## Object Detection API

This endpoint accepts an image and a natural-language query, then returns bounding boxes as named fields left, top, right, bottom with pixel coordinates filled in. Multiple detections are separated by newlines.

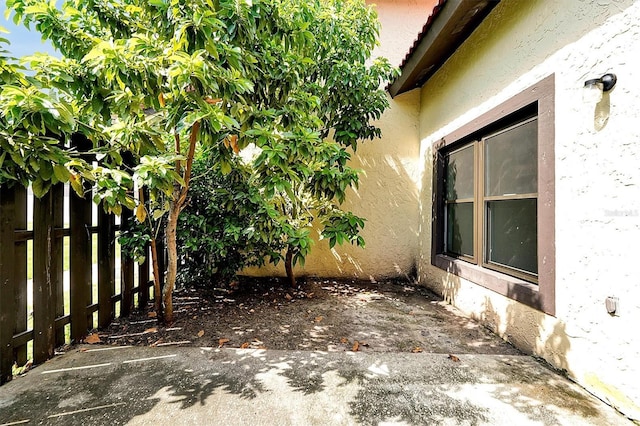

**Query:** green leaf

left=152, top=209, right=165, bottom=220
left=220, top=160, right=232, bottom=175
left=53, top=164, right=71, bottom=183
left=32, top=178, right=49, bottom=198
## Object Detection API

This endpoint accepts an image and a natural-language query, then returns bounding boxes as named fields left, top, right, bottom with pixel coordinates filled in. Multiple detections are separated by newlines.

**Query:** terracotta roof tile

left=397, top=0, right=447, bottom=72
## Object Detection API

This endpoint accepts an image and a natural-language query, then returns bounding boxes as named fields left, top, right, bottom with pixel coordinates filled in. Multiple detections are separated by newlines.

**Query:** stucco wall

left=246, top=0, right=433, bottom=280
left=417, top=0, right=640, bottom=419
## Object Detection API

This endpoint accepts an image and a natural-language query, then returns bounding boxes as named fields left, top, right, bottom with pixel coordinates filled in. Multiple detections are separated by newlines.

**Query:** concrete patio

left=0, top=343, right=632, bottom=425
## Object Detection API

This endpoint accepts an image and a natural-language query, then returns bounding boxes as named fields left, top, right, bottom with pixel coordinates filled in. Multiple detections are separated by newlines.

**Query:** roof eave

left=389, top=0, right=499, bottom=98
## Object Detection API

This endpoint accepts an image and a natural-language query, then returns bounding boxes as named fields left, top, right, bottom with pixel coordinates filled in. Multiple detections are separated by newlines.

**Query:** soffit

left=389, top=0, right=500, bottom=97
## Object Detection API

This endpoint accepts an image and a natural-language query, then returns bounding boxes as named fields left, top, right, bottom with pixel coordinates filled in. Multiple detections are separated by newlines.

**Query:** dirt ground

left=97, top=277, right=520, bottom=356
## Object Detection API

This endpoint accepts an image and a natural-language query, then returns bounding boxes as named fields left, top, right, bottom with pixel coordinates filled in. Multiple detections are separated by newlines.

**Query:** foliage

left=237, top=1, right=397, bottom=283
left=176, top=149, right=283, bottom=285
left=118, top=216, right=152, bottom=264
left=4, top=0, right=397, bottom=318
left=0, top=27, right=82, bottom=195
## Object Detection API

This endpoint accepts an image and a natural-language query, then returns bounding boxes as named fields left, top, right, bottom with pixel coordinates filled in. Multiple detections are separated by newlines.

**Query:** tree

left=6, top=0, right=396, bottom=322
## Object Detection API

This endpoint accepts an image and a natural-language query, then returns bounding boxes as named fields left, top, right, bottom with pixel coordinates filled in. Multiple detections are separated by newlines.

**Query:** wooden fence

left=0, top=180, right=161, bottom=385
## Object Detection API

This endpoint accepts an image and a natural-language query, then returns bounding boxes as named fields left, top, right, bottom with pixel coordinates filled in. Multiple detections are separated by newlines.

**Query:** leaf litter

left=95, top=277, right=521, bottom=357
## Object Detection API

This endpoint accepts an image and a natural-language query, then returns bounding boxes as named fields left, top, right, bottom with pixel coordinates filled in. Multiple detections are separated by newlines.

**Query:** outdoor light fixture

left=583, top=73, right=617, bottom=103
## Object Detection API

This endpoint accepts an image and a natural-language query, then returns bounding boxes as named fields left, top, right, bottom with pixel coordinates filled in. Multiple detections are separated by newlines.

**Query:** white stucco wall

left=246, top=0, right=433, bottom=280
left=417, top=0, right=640, bottom=419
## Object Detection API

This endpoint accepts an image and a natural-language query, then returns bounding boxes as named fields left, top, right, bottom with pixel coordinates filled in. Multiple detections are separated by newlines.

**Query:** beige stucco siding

left=418, top=0, right=640, bottom=419
left=245, top=0, right=433, bottom=279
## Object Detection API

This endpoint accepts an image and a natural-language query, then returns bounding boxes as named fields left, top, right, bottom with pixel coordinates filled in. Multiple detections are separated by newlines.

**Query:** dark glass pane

left=486, top=199, right=537, bottom=275
left=446, top=202, right=474, bottom=257
left=485, top=119, right=537, bottom=196
left=445, top=145, right=474, bottom=200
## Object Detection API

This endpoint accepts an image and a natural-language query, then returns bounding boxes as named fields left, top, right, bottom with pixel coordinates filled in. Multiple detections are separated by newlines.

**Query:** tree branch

left=174, top=132, right=181, bottom=175
left=177, top=121, right=200, bottom=208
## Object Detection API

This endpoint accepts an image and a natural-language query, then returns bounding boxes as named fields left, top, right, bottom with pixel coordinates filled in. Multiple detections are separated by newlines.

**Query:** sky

left=0, top=4, right=57, bottom=59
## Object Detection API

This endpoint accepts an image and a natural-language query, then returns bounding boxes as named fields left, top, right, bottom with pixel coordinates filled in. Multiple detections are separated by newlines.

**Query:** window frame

left=481, top=117, right=539, bottom=281
left=443, top=143, right=478, bottom=263
left=431, top=75, right=555, bottom=316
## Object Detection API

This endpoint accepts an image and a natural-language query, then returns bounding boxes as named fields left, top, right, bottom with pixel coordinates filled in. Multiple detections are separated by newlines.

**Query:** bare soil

left=98, top=277, right=520, bottom=356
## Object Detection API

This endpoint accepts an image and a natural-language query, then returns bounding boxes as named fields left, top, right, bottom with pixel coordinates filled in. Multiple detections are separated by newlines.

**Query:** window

left=444, top=117, right=538, bottom=281
left=432, top=75, right=555, bottom=315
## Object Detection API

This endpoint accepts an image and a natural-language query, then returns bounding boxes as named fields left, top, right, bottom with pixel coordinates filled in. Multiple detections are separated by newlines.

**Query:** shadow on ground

left=0, top=280, right=632, bottom=425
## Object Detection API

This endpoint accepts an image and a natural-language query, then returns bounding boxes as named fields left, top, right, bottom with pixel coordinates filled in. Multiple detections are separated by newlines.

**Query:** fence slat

left=120, top=209, right=134, bottom=317
left=0, top=186, right=17, bottom=384
left=138, top=249, right=150, bottom=308
left=13, top=186, right=28, bottom=366
left=98, top=207, right=115, bottom=328
left=52, top=185, right=65, bottom=347
left=33, top=190, right=57, bottom=364
left=156, top=233, right=166, bottom=296
left=70, top=190, right=92, bottom=341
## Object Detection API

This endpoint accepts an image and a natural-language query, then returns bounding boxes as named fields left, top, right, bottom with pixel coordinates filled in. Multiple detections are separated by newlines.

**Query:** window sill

left=433, top=254, right=543, bottom=312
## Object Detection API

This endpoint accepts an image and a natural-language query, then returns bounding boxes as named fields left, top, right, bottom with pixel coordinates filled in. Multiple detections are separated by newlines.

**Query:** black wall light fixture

left=583, top=73, right=617, bottom=103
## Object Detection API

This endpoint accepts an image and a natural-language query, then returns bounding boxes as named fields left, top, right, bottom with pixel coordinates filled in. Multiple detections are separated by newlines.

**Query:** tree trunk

left=161, top=121, right=199, bottom=325
left=285, top=248, right=296, bottom=288
left=163, top=202, right=180, bottom=324
left=150, top=237, right=162, bottom=316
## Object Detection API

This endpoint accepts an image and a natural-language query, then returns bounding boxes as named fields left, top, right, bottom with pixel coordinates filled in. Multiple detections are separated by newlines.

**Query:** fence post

left=0, top=185, right=16, bottom=384
left=70, top=191, right=92, bottom=341
left=137, top=188, right=151, bottom=309
left=98, top=206, right=115, bottom=328
left=120, top=151, right=135, bottom=316
left=33, top=190, right=57, bottom=364
left=70, top=134, right=94, bottom=341
left=13, top=186, right=28, bottom=367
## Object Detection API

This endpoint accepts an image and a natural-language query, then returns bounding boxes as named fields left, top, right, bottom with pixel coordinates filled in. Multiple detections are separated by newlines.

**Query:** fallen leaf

left=240, top=342, right=250, bottom=349
left=352, top=341, right=360, bottom=352
left=218, top=338, right=230, bottom=348
left=448, top=354, right=460, bottom=362
left=412, top=347, right=423, bottom=353
left=314, top=316, right=323, bottom=323
left=340, top=337, right=349, bottom=344
left=285, top=293, right=293, bottom=301
left=85, top=333, right=101, bottom=344
left=13, top=360, right=33, bottom=376
left=144, top=327, right=158, bottom=334
left=148, top=312, right=157, bottom=318
left=197, top=330, right=205, bottom=338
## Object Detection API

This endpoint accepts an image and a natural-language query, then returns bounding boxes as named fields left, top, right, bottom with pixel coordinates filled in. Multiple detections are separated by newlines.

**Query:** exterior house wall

left=246, top=0, right=434, bottom=280
left=417, top=0, right=640, bottom=419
